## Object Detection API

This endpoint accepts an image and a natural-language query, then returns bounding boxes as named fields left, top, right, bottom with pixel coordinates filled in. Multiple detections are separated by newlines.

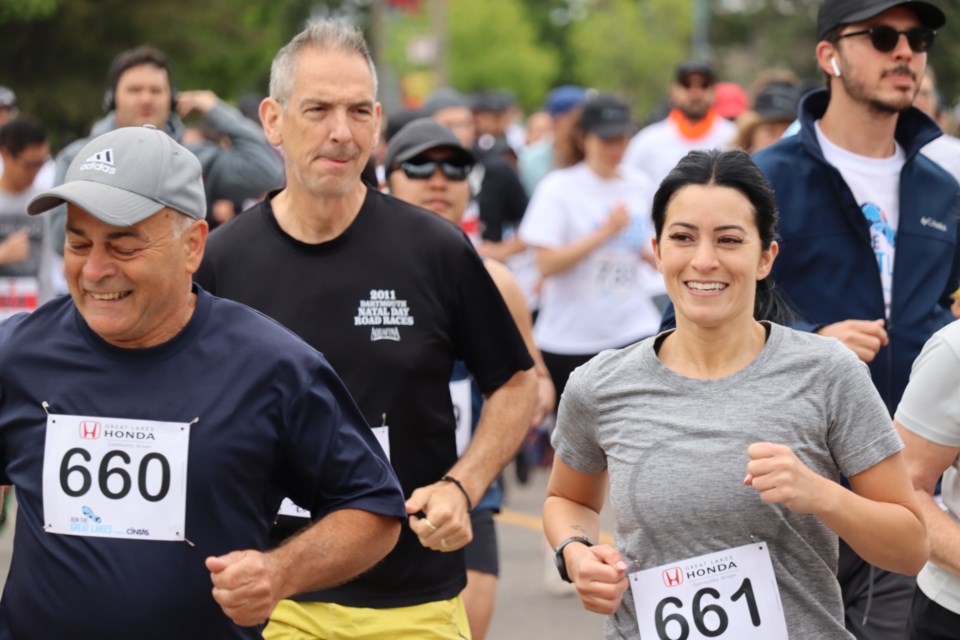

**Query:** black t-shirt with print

left=196, top=187, right=532, bottom=607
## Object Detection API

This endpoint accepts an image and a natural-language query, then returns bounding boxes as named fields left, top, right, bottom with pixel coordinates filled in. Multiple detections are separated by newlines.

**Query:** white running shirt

left=519, top=163, right=665, bottom=354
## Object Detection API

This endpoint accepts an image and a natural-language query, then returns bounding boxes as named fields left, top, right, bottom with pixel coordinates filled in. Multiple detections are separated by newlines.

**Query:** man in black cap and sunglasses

left=752, top=0, right=959, bottom=637
left=383, top=118, right=477, bottom=221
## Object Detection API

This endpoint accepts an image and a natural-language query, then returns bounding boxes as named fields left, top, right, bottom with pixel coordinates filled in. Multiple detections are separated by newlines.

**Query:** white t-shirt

left=623, top=114, right=736, bottom=187
left=922, top=133, right=960, bottom=187
left=816, top=121, right=905, bottom=319
left=519, top=163, right=665, bottom=354
left=895, top=320, right=960, bottom=616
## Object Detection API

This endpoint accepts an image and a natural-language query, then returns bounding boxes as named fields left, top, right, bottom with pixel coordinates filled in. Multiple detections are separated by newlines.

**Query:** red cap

left=714, top=82, right=749, bottom=119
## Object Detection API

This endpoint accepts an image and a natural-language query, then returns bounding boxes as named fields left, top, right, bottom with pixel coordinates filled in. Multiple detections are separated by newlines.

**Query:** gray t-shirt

left=553, top=323, right=902, bottom=640
left=895, top=320, right=960, bottom=616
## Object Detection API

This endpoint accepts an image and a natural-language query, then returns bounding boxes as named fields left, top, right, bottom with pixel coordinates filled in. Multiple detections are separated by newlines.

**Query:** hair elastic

left=441, top=475, right=473, bottom=511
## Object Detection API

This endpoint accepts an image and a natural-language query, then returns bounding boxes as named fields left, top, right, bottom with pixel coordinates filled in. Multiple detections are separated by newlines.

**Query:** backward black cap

left=817, top=0, right=945, bottom=40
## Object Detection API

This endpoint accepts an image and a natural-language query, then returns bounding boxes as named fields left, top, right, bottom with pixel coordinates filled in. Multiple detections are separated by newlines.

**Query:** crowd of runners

left=0, top=0, right=959, bottom=638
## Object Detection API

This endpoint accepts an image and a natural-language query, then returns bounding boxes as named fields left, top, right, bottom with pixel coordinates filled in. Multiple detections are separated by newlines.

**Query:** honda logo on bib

left=662, top=566, right=683, bottom=587
left=79, top=421, right=101, bottom=440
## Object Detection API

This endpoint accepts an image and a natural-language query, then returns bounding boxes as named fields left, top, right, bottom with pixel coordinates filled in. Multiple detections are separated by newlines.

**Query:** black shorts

left=540, top=351, right=596, bottom=414
left=464, top=508, right=499, bottom=577
left=838, top=540, right=914, bottom=639
left=909, top=585, right=960, bottom=640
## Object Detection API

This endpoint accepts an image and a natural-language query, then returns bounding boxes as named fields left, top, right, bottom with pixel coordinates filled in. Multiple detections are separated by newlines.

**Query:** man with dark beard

left=623, top=60, right=736, bottom=186
left=752, top=0, right=959, bottom=638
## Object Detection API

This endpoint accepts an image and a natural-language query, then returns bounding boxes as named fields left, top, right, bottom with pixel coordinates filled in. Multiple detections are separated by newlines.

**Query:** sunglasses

left=398, top=159, right=472, bottom=181
left=680, top=79, right=712, bottom=90
left=837, top=25, right=936, bottom=53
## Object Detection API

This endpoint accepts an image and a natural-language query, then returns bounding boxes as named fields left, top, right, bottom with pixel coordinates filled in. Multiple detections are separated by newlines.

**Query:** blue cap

left=546, top=85, right=587, bottom=117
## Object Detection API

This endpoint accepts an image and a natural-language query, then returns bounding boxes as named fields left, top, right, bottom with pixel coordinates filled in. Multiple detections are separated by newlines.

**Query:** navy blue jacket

left=755, top=89, right=960, bottom=413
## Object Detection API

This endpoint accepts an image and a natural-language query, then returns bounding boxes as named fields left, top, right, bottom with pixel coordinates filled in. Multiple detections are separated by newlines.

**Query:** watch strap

left=554, top=536, right=594, bottom=583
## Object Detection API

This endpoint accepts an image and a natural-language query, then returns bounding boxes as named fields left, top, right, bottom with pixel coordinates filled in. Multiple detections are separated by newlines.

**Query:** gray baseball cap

left=384, top=118, right=475, bottom=174
left=28, top=125, right=206, bottom=225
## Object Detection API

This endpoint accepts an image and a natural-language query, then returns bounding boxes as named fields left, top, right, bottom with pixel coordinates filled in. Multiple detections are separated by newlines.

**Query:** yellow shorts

left=264, top=596, right=471, bottom=640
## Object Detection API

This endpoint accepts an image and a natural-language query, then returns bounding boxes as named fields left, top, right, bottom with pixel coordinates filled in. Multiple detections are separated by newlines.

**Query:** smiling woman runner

left=542, top=149, right=928, bottom=640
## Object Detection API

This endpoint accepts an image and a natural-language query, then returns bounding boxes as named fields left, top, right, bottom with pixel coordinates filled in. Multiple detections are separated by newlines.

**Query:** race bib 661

left=630, top=543, right=789, bottom=640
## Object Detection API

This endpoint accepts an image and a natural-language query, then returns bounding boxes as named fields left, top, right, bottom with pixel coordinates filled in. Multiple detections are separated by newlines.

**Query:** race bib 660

left=42, top=414, right=190, bottom=541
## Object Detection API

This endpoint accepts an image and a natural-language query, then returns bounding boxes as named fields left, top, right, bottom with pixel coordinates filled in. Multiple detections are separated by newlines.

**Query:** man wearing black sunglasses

left=383, top=119, right=476, bottom=222
left=752, top=0, right=959, bottom=638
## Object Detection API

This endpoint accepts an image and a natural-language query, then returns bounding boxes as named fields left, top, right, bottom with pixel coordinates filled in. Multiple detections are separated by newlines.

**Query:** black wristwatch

left=554, top=536, right=594, bottom=583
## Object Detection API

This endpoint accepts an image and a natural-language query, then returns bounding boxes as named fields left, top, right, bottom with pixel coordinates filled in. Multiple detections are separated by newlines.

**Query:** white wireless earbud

left=830, top=58, right=842, bottom=77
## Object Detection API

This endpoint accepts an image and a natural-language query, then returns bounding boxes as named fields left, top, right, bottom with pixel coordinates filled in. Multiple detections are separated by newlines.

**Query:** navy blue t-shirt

left=0, top=288, right=405, bottom=640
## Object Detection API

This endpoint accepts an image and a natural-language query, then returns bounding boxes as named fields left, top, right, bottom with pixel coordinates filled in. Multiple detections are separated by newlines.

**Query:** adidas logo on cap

left=79, top=148, right=116, bottom=175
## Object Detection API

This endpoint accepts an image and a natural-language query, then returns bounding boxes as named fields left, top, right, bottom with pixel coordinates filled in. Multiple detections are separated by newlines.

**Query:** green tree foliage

left=10, top=0, right=960, bottom=153
left=446, top=0, right=560, bottom=111
left=710, top=0, right=960, bottom=114
left=0, top=0, right=58, bottom=22
left=568, top=0, right=692, bottom=119
left=515, top=0, right=586, bottom=86
left=0, top=0, right=311, bottom=151
left=711, top=0, right=822, bottom=89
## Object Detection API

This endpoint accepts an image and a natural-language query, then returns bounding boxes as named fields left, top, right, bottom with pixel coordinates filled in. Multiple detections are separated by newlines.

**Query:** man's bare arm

left=207, top=509, right=401, bottom=626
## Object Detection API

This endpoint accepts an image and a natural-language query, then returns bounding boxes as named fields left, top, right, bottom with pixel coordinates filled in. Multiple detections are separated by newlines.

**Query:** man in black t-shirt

left=196, top=19, right=536, bottom=639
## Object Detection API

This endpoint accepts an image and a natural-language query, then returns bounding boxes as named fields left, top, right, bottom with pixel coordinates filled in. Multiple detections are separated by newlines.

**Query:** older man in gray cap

left=0, top=124, right=405, bottom=640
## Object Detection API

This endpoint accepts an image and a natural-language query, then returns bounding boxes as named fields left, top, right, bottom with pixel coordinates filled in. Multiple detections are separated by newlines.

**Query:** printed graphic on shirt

left=461, top=200, right=482, bottom=246
left=608, top=215, right=651, bottom=251
left=353, top=289, right=416, bottom=341
left=862, top=203, right=896, bottom=319
left=592, top=215, right=651, bottom=297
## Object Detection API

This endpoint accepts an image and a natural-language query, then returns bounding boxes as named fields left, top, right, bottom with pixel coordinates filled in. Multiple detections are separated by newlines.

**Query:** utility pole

left=370, top=0, right=386, bottom=73
left=430, top=0, right=448, bottom=87
left=692, top=0, right=710, bottom=61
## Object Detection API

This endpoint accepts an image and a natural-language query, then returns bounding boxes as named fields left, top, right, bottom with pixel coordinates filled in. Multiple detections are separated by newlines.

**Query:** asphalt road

left=488, top=465, right=612, bottom=639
